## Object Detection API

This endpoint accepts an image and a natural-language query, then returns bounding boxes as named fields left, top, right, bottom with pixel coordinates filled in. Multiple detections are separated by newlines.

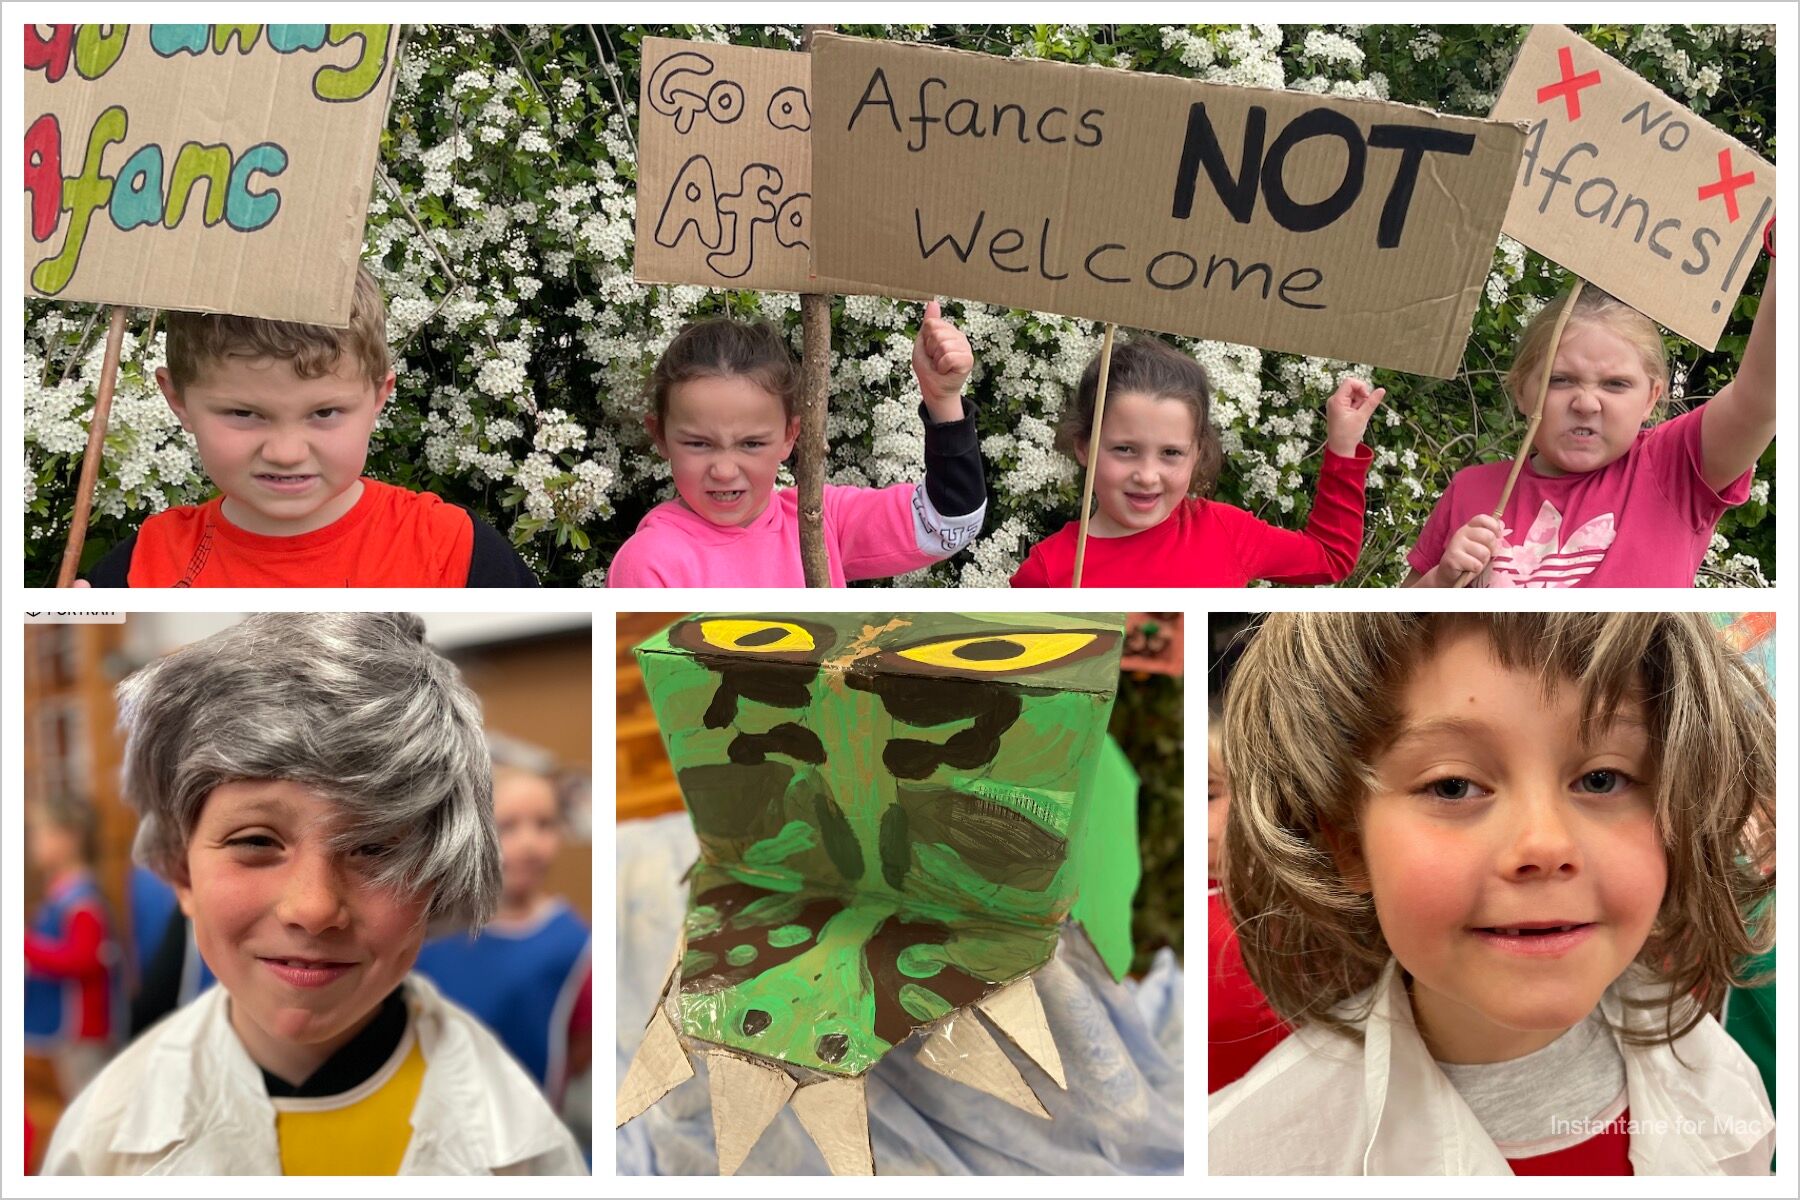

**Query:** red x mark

left=1697, top=149, right=1757, bottom=222
left=1537, top=46, right=1602, bottom=121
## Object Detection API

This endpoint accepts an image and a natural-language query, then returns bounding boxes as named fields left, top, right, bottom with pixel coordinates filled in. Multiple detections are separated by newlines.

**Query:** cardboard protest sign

left=811, top=34, right=1525, bottom=378
left=639, top=36, right=896, bottom=296
left=24, top=24, right=397, bottom=326
left=1492, top=25, right=1775, bottom=349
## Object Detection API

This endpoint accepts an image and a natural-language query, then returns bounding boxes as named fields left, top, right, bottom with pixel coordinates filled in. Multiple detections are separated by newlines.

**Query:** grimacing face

left=640, top=614, right=1122, bottom=1075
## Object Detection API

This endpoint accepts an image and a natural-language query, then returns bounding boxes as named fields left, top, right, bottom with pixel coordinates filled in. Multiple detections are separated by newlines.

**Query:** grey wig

left=117, top=612, right=500, bottom=929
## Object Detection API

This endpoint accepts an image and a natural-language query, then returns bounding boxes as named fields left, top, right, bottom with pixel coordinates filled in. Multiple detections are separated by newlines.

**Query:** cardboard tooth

left=791, top=1075, right=875, bottom=1175
left=916, top=1011, right=1051, bottom=1119
left=707, top=1051, right=798, bottom=1176
left=811, top=32, right=1525, bottom=378
left=1491, top=24, right=1775, bottom=350
left=24, top=23, right=397, bottom=326
left=615, top=1006, right=694, bottom=1127
left=977, top=975, right=1067, bottom=1089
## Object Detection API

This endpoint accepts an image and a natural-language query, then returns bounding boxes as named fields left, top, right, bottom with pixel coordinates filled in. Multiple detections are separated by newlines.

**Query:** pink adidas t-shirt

left=1409, top=406, right=1752, bottom=588
left=608, top=483, right=943, bottom=587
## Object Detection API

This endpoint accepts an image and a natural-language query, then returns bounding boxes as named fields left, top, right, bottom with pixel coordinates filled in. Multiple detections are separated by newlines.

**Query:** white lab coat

left=1209, top=959, right=1773, bottom=1175
left=43, top=973, right=587, bottom=1175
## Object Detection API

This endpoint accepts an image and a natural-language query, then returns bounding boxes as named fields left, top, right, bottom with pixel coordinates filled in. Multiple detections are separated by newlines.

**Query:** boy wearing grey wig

left=43, top=613, right=586, bottom=1176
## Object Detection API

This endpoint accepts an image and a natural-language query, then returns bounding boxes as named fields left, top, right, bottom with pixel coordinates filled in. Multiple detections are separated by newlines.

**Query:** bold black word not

left=847, top=68, right=1105, bottom=154
left=1172, top=103, right=1475, bottom=249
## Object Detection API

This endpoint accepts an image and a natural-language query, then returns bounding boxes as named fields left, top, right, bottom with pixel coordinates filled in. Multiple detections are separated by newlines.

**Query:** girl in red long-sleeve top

left=1011, top=336, right=1383, bottom=588
left=25, top=797, right=118, bottom=1101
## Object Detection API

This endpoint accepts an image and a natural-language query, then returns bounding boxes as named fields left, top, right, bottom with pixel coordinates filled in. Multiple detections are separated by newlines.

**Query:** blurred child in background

left=25, top=795, right=120, bottom=1102
left=415, top=738, right=592, bottom=1123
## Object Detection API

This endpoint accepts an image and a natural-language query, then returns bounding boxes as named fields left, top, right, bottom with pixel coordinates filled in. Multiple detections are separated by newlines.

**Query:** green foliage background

left=23, top=24, right=1774, bottom=586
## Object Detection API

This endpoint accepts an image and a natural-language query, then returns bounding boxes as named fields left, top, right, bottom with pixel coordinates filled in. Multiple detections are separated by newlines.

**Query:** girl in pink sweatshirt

left=608, top=303, right=985, bottom=587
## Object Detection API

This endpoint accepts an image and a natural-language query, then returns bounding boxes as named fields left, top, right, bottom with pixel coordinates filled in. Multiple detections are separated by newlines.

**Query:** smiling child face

left=176, top=778, right=430, bottom=1084
left=1349, top=628, right=1667, bottom=1063
left=1076, top=391, right=1199, bottom=538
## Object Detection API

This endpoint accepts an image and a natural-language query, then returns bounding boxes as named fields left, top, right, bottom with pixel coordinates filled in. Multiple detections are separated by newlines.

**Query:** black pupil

left=952, top=639, right=1025, bottom=662
left=736, top=627, right=788, bottom=647
left=816, top=1033, right=849, bottom=1063
left=742, top=1009, right=771, bottom=1036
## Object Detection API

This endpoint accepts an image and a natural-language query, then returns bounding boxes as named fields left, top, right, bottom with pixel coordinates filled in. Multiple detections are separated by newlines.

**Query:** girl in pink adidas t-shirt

left=608, top=304, right=985, bottom=587
left=1406, top=270, right=1774, bottom=587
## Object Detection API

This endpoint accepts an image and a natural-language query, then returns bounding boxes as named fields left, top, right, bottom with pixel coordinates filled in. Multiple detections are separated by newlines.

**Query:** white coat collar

left=107, top=974, right=574, bottom=1173
left=1357, top=959, right=1773, bottom=1176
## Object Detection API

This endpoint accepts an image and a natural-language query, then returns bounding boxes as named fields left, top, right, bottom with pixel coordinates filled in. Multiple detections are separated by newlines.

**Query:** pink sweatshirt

left=608, top=484, right=963, bottom=587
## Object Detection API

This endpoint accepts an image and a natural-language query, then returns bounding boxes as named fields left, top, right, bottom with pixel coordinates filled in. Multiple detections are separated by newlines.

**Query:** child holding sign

left=80, top=268, right=538, bottom=588
left=607, top=302, right=985, bottom=587
left=1210, top=612, right=1774, bottom=1175
left=1405, top=273, right=1775, bottom=587
left=1010, top=338, right=1383, bottom=587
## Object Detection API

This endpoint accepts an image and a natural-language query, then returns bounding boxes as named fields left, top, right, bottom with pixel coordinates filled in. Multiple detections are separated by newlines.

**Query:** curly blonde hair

left=1220, top=612, right=1774, bottom=1046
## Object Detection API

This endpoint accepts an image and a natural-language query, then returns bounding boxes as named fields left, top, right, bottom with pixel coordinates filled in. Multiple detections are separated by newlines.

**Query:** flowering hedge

left=24, top=24, right=1775, bottom=587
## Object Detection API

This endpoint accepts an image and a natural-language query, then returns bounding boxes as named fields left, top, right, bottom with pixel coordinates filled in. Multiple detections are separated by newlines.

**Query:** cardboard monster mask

left=617, top=613, right=1134, bottom=1174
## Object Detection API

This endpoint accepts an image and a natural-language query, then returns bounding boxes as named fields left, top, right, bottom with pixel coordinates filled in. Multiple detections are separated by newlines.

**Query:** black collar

left=261, top=985, right=408, bottom=1099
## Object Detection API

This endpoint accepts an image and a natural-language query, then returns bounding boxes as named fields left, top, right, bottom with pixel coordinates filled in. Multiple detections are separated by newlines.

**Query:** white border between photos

left=4, top=2, right=1796, bottom=1197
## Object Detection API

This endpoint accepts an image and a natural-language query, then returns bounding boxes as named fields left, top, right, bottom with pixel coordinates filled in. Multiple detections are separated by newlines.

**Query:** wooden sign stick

left=1453, top=279, right=1586, bottom=589
left=56, top=306, right=129, bottom=587
left=795, top=23, right=835, bottom=588
left=1072, top=323, right=1117, bottom=588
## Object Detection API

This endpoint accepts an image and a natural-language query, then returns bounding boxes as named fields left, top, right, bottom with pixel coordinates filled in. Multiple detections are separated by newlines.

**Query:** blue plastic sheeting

left=616, top=813, right=1184, bottom=1175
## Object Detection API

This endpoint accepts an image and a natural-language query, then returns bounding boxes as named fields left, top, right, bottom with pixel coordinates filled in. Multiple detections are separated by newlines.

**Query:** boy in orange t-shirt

left=81, top=267, right=536, bottom=588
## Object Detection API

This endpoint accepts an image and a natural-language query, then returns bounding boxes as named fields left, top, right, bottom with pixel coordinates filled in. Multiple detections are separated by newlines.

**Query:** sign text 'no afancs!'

left=812, top=35, right=1524, bottom=378
left=1493, top=25, right=1775, bottom=351
left=24, top=24, right=394, bottom=326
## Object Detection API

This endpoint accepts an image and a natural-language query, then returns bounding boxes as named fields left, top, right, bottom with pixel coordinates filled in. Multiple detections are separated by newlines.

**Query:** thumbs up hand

left=913, top=299, right=974, bottom=420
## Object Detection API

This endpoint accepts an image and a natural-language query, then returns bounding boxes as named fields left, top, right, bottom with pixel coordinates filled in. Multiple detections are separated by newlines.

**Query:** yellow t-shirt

left=272, top=1030, right=425, bottom=1176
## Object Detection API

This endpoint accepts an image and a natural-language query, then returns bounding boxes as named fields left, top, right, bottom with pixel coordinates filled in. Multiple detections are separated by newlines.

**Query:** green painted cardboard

left=637, top=612, right=1127, bottom=1076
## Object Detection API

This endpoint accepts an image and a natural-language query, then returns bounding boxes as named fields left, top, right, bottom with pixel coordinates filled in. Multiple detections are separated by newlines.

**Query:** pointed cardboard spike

left=916, top=1012, right=1050, bottom=1119
left=616, top=1007, right=694, bottom=1127
left=791, top=1075, right=874, bottom=1176
left=978, top=976, right=1067, bottom=1090
left=708, top=1051, right=797, bottom=1176
left=657, top=930, right=683, bottom=1004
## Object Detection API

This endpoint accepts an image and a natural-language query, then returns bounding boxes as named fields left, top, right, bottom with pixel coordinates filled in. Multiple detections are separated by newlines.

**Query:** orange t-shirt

left=123, top=480, right=474, bottom=587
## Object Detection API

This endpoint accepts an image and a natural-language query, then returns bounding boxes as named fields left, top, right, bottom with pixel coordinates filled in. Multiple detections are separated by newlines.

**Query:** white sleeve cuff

left=911, top=483, right=984, bottom=558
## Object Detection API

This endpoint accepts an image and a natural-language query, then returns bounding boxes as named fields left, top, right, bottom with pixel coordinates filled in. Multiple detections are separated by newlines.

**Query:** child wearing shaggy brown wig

left=1010, top=337, right=1384, bottom=587
left=607, top=303, right=985, bottom=587
left=1209, top=613, right=1774, bottom=1176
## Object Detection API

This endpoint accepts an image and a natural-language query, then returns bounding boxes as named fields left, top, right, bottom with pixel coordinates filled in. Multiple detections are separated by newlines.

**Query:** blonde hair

left=163, top=264, right=391, bottom=391
left=1508, top=287, right=1669, bottom=410
left=1221, top=612, right=1774, bottom=1046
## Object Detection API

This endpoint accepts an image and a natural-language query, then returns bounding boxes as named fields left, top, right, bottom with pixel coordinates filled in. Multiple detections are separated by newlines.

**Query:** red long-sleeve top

left=25, top=905, right=111, bottom=1040
left=1011, top=446, right=1372, bottom=587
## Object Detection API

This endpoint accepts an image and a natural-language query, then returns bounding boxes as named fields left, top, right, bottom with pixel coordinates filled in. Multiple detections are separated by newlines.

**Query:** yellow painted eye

left=895, top=632, right=1097, bottom=672
left=698, top=619, right=816, bottom=654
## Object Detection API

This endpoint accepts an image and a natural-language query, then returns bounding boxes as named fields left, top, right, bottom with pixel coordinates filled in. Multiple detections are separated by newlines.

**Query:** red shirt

left=120, top=480, right=474, bottom=587
left=1208, top=889, right=1289, bottom=1092
left=1011, top=446, right=1371, bottom=587
left=1508, top=1108, right=1634, bottom=1175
